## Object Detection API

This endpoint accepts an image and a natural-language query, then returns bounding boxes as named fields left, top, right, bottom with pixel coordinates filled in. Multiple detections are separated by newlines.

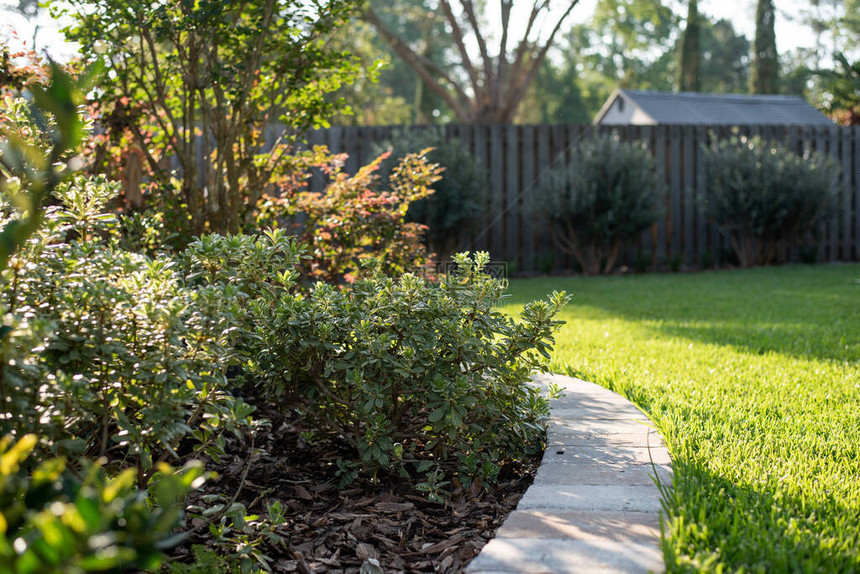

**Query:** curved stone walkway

left=466, top=373, right=671, bottom=574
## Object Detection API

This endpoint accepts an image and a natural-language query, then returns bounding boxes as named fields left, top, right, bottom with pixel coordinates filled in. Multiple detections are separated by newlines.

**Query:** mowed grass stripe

left=504, top=264, right=860, bottom=573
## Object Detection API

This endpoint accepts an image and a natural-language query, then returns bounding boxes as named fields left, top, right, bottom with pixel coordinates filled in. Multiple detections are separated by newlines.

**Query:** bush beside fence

left=295, top=124, right=860, bottom=273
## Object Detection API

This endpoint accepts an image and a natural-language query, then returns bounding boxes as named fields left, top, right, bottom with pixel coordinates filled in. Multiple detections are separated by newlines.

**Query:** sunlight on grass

left=505, top=264, right=860, bottom=573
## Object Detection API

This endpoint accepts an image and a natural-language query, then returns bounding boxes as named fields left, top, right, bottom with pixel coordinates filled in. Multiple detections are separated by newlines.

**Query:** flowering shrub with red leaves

left=80, top=96, right=153, bottom=183
left=259, top=148, right=442, bottom=285
left=0, top=40, right=47, bottom=93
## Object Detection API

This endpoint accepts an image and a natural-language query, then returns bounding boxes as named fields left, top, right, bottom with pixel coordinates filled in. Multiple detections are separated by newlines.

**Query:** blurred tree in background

left=750, top=0, right=779, bottom=94
left=817, top=52, right=860, bottom=124
left=364, top=0, right=581, bottom=123
left=677, top=0, right=701, bottom=92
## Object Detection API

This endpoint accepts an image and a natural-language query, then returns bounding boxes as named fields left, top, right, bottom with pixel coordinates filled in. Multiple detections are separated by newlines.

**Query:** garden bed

left=176, top=404, right=540, bottom=573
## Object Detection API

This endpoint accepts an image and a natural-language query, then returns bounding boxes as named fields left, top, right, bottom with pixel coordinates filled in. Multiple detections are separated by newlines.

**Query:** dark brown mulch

left=173, top=405, right=540, bottom=573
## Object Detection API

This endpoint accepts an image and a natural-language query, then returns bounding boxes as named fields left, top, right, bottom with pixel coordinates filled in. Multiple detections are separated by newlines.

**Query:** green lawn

left=504, top=264, right=860, bottom=573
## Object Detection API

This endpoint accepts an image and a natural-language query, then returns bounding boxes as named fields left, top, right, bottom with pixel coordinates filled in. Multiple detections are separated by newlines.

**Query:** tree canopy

left=364, top=0, right=581, bottom=123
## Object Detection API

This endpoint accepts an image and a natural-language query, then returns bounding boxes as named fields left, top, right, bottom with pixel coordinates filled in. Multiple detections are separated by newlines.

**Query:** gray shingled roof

left=600, top=90, right=833, bottom=125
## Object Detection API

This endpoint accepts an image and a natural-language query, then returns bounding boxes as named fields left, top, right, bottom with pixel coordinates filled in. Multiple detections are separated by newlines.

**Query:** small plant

left=0, top=435, right=204, bottom=573
left=533, top=135, right=663, bottom=275
left=703, top=135, right=839, bottom=267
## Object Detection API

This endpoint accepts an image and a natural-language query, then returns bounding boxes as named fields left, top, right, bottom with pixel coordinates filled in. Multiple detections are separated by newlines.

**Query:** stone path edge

left=466, top=372, right=671, bottom=574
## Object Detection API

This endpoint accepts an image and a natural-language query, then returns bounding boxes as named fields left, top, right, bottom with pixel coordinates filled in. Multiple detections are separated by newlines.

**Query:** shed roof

left=593, top=89, right=834, bottom=126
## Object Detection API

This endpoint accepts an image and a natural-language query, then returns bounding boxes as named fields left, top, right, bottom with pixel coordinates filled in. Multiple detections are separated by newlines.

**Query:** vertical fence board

left=703, top=128, right=717, bottom=264
left=505, top=125, right=520, bottom=268
left=786, top=126, right=802, bottom=261
left=344, top=127, right=358, bottom=173
left=828, top=127, right=840, bottom=261
left=472, top=125, right=490, bottom=252
left=855, top=127, right=860, bottom=260
left=489, top=125, right=505, bottom=261
left=695, top=126, right=708, bottom=267
left=655, top=126, right=668, bottom=266
left=328, top=126, right=343, bottom=156
left=615, top=126, right=638, bottom=264
left=842, top=128, right=853, bottom=261
left=813, top=126, right=828, bottom=261
left=536, top=126, right=552, bottom=272
left=669, top=126, right=682, bottom=265
left=521, top=126, right=536, bottom=273
left=682, top=125, right=695, bottom=267
left=453, top=126, right=475, bottom=252
left=638, top=126, right=655, bottom=266
left=714, top=126, right=734, bottom=263
left=551, top=125, right=569, bottom=270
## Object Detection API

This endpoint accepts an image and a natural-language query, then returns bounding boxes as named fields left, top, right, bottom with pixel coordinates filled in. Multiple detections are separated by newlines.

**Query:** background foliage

left=533, top=134, right=663, bottom=275
left=703, top=134, right=838, bottom=267
left=375, top=128, right=486, bottom=260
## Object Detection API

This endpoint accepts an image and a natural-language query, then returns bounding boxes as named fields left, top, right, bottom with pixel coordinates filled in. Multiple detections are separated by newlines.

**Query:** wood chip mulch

left=173, top=405, right=541, bottom=573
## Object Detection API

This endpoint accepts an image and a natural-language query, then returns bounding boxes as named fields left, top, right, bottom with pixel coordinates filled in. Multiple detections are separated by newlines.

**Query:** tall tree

left=526, top=0, right=679, bottom=122
left=677, top=0, right=701, bottom=91
left=699, top=19, right=750, bottom=94
left=567, top=0, right=680, bottom=92
left=364, top=0, right=581, bottom=123
left=750, top=0, right=779, bottom=94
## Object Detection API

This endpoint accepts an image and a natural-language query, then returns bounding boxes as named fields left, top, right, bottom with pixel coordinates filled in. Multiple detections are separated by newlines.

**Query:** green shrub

left=0, top=174, right=303, bottom=569
left=248, top=252, right=569, bottom=492
left=533, top=135, right=663, bottom=275
left=375, top=129, right=486, bottom=260
left=703, top=135, right=839, bottom=267
left=0, top=175, right=269, bottom=484
left=1, top=87, right=300, bottom=483
left=1, top=87, right=300, bottom=476
left=1, top=71, right=204, bottom=574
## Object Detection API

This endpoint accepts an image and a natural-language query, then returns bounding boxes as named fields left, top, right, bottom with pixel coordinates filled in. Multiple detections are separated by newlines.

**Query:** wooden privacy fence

left=302, top=124, right=860, bottom=273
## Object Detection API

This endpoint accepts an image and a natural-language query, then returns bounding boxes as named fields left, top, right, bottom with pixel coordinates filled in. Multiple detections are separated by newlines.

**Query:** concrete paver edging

left=466, top=373, right=670, bottom=574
